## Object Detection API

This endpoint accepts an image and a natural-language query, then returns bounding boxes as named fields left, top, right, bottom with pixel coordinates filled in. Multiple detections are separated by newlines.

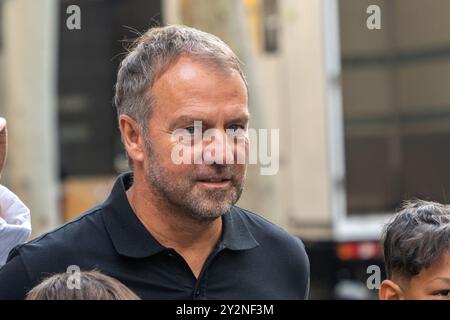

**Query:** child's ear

left=379, top=280, right=405, bottom=300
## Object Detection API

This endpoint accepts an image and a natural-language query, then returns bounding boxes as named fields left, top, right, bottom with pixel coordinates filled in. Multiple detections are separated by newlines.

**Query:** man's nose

left=202, top=129, right=233, bottom=165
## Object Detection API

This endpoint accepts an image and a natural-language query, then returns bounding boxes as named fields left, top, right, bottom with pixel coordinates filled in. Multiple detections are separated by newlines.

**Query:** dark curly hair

left=381, top=200, right=450, bottom=280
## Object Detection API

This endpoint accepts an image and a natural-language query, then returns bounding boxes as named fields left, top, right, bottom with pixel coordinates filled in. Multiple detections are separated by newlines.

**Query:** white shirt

left=0, top=185, right=31, bottom=266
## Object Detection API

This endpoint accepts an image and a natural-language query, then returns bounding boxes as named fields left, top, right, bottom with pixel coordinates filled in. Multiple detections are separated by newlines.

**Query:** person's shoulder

left=8, top=205, right=104, bottom=260
left=1, top=206, right=108, bottom=297
left=232, top=206, right=306, bottom=252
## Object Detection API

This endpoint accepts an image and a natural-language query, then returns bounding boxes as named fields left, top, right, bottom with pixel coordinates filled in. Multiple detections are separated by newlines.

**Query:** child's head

left=380, top=200, right=450, bottom=300
left=26, top=270, right=140, bottom=300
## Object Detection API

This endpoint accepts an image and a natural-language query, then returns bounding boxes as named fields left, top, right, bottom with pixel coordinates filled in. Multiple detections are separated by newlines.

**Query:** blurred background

left=0, top=0, right=449, bottom=299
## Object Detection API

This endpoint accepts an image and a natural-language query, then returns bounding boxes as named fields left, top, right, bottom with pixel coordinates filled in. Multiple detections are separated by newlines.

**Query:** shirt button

left=195, top=289, right=200, bottom=296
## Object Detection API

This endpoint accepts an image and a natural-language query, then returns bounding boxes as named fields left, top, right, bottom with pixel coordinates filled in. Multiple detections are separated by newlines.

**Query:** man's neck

left=126, top=173, right=223, bottom=278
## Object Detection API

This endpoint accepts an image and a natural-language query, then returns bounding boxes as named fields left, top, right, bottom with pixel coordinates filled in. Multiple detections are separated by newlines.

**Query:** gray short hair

left=114, top=25, right=248, bottom=132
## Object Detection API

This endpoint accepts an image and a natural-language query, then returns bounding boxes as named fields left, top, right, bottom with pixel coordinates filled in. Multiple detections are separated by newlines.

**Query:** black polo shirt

left=0, top=173, right=309, bottom=299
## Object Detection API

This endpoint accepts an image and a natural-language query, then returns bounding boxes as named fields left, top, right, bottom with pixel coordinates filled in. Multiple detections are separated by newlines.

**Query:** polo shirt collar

left=221, top=207, right=259, bottom=251
left=103, top=172, right=259, bottom=258
left=103, top=173, right=165, bottom=258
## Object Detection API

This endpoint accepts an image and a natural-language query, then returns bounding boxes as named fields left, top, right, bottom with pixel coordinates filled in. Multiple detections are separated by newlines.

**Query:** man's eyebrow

left=227, top=112, right=250, bottom=124
left=170, top=115, right=207, bottom=127
left=170, top=113, right=250, bottom=128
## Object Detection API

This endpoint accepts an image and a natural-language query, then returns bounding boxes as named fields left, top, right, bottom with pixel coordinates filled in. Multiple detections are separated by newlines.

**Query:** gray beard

left=144, top=145, right=244, bottom=223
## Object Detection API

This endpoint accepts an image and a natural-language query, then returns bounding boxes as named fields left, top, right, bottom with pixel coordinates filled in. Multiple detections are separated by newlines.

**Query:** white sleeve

left=0, top=185, right=31, bottom=266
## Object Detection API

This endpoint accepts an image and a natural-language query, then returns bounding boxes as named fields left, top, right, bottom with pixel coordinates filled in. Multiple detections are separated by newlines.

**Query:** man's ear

left=379, top=279, right=405, bottom=300
left=119, top=115, right=146, bottom=165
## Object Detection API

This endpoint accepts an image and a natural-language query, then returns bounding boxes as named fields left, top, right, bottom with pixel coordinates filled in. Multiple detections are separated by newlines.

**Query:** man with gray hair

left=0, top=25, right=309, bottom=299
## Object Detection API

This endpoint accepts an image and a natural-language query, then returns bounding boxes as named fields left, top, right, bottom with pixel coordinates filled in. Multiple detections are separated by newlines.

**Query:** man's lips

left=196, top=177, right=232, bottom=188
left=197, top=178, right=231, bottom=182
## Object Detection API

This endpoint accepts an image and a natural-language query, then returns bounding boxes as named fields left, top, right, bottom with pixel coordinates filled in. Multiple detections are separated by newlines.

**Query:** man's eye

left=184, top=127, right=195, bottom=134
left=227, top=124, right=244, bottom=131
